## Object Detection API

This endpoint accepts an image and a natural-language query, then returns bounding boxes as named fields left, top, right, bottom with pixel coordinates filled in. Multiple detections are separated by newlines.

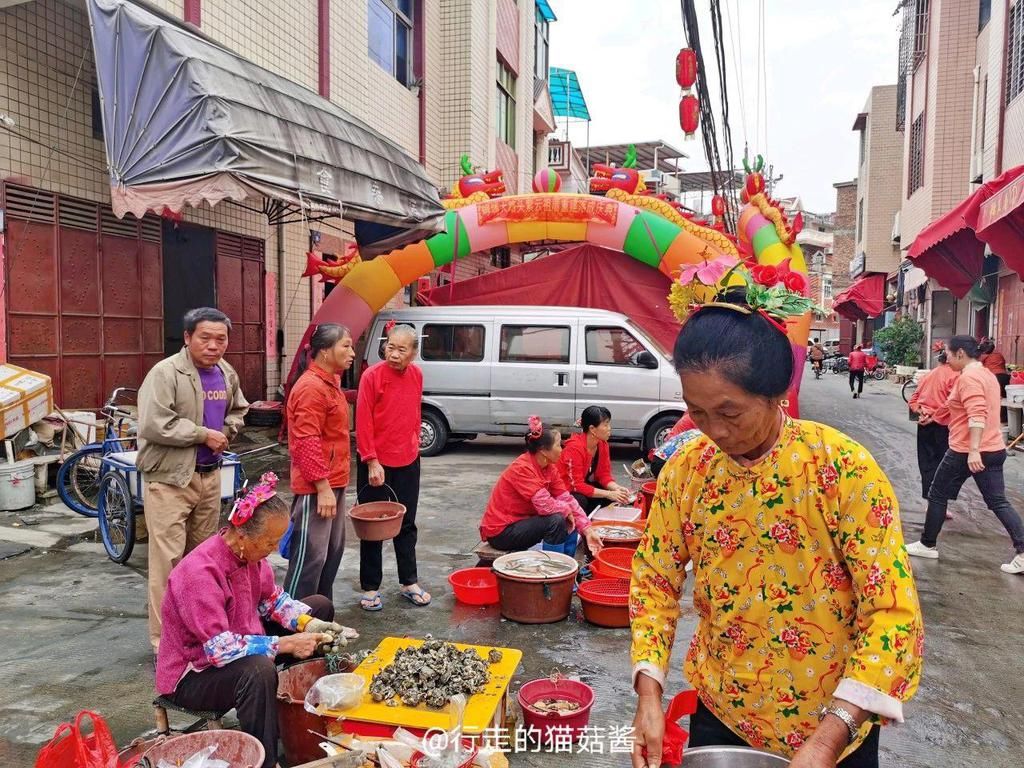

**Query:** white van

left=363, top=306, right=685, bottom=456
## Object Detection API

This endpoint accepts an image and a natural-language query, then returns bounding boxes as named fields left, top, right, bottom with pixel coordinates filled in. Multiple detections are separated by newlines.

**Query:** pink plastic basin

left=517, top=678, right=595, bottom=744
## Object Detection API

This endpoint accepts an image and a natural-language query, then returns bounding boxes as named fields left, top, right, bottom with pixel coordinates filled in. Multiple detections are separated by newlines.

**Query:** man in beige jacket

left=138, top=307, right=249, bottom=652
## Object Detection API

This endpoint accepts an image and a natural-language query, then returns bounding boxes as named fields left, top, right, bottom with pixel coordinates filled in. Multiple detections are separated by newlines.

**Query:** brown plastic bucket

left=494, top=570, right=576, bottom=624
left=276, top=657, right=354, bottom=765
left=138, top=731, right=264, bottom=767
left=348, top=501, right=405, bottom=540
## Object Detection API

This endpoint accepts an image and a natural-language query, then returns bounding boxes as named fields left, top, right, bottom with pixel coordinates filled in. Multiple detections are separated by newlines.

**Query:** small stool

left=472, top=541, right=512, bottom=567
left=153, top=696, right=227, bottom=735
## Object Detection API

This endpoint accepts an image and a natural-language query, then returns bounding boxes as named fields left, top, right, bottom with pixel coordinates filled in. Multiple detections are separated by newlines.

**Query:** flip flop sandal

left=399, top=587, right=432, bottom=607
left=360, top=593, right=383, bottom=612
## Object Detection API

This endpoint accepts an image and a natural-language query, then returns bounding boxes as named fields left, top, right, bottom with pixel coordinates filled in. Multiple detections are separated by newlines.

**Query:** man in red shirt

left=848, top=344, right=867, bottom=399
left=356, top=324, right=430, bottom=610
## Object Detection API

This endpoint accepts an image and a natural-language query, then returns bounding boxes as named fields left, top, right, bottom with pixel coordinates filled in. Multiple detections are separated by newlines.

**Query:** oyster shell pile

left=370, top=640, right=493, bottom=709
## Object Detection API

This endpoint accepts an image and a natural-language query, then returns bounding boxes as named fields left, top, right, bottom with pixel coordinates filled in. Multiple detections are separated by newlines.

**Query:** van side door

left=490, top=321, right=577, bottom=433
left=575, top=325, right=662, bottom=441
left=419, top=321, right=491, bottom=433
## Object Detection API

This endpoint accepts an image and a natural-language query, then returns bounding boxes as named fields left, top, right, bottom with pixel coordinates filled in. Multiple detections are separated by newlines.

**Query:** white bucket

left=0, top=460, right=36, bottom=510
left=1005, top=385, right=1024, bottom=404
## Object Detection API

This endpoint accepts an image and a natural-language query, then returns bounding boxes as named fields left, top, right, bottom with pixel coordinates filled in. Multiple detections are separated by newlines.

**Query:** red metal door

left=216, top=232, right=266, bottom=402
left=2, top=183, right=163, bottom=408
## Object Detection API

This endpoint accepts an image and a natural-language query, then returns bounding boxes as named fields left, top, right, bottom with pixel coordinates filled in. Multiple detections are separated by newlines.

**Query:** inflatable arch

left=292, top=177, right=811, bottom=411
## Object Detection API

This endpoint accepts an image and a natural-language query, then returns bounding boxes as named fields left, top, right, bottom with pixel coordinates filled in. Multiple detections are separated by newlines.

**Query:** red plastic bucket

left=640, top=480, right=658, bottom=516
left=517, top=677, right=595, bottom=743
left=448, top=567, right=499, bottom=605
left=139, top=731, right=264, bottom=768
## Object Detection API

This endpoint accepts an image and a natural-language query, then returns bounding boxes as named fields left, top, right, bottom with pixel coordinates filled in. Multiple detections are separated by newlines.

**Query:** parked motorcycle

left=831, top=355, right=849, bottom=374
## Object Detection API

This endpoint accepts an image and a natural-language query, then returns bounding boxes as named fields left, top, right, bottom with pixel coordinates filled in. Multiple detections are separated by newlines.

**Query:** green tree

left=874, top=316, right=925, bottom=367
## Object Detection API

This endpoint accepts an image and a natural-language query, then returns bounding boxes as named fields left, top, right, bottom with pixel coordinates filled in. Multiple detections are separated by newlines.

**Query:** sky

left=547, top=0, right=903, bottom=213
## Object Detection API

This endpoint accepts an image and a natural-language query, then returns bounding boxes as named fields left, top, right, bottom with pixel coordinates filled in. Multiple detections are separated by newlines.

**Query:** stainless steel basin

left=681, top=746, right=790, bottom=766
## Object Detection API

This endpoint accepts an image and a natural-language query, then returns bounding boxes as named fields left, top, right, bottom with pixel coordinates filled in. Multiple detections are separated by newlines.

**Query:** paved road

left=0, top=368, right=1021, bottom=766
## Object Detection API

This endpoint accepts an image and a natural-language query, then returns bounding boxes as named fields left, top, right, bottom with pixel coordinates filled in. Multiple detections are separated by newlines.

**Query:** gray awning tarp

left=86, top=0, right=444, bottom=251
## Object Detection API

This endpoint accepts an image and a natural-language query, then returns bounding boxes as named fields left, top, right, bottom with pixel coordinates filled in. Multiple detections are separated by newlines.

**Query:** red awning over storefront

left=908, top=164, right=1024, bottom=297
left=832, top=273, right=886, bottom=322
left=976, top=165, right=1024, bottom=273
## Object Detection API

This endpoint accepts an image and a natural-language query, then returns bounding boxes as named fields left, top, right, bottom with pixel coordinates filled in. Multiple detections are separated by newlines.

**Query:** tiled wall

left=900, top=0, right=979, bottom=250
left=860, top=85, right=903, bottom=276
left=832, top=182, right=858, bottom=295
left=979, top=0, right=1024, bottom=176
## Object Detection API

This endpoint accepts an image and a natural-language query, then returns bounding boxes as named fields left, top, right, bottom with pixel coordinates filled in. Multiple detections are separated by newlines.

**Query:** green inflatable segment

left=425, top=210, right=471, bottom=267
left=622, top=211, right=680, bottom=267
left=751, top=224, right=779, bottom=256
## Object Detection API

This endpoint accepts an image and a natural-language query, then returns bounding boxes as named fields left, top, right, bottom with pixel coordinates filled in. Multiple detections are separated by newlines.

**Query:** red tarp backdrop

left=418, top=243, right=680, bottom=353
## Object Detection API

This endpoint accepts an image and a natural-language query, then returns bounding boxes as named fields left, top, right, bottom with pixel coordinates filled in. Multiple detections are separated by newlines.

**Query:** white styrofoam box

left=0, top=365, right=53, bottom=439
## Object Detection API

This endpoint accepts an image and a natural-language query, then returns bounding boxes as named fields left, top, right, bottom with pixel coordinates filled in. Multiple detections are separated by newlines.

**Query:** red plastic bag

left=35, top=710, right=119, bottom=768
left=642, top=689, right=699, bottom=767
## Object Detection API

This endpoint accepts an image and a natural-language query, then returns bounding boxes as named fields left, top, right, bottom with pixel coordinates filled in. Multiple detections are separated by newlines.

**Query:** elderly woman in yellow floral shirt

left=629, top=278, right=923, bottom=768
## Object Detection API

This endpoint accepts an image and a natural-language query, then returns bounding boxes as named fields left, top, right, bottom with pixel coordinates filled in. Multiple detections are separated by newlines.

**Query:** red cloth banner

left=476, top=195, right=618, bottom=226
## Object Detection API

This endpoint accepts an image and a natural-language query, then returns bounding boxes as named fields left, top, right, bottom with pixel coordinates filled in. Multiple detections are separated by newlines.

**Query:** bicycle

left=56, top=388, right=138, bottom=518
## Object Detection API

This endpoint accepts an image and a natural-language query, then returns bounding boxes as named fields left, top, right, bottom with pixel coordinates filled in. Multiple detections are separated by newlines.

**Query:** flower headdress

left=527, top=415, right=544, bottom=439
left=668, top=256, right=822, bottom=333
left=229, top=472, right=279, bottom=526
left=383, top=319, right=397, bottom=336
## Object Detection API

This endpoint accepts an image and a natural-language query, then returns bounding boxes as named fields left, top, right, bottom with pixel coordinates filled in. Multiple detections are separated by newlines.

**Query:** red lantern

left=680, top=95, right=700, bottom=137
left=711, top=195, right=726, bottom=217
left=676, top=48, right=698, bottom=91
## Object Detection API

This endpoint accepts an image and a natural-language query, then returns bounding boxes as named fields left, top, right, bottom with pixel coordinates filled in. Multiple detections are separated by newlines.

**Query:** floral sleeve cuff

left=258, top=585, right=311, bottom=631
left=203, top=631, right=280, bottom=667
left=833, top=678, right=905, bottom=723
left=631, top=664, right=667, bottom=691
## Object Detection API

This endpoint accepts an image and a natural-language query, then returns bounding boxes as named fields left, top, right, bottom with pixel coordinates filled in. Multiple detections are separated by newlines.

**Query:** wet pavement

left=1, top=369, right=1022, bottom=766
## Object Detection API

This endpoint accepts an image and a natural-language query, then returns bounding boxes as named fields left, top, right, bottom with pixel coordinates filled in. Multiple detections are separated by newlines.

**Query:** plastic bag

left=35, top=711, right=118, bottom=768
left=396, top=695, right=470, bottom=768
left=642, top=689, right=699, bottom=767
left=278, top=520, right=294, bottom=558
left=303, top=673, right=364, bottom=714
left=156, top=745, right=229, bottom=768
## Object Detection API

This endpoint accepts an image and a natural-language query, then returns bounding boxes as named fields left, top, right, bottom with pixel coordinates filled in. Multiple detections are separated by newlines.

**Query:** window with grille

left=1009, top=3, right=1024, bottom=104
left=368, top=0, right=413, bottom=86
left=912, top=0, right=930, bottom=67
left=491, top=246, right=511, bottom=269
left=908, top=114, right=925, bottom=194
left=496, top=59, right=517, bottom=148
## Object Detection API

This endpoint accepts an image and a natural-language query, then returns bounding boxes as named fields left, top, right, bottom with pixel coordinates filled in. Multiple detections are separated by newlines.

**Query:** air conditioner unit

left=891, top=211, right=901, bottom=245
left=642, top=168, right=663, bottom=183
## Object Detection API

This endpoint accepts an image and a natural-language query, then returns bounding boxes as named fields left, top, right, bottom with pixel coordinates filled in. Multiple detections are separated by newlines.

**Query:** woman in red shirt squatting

left=356, top=323, right=431, bottom=610
left=480, top=416, right=604, bottom=555
left=284, top=323, right=355, bottom=601
left=558, top=405, right=631, bottom=514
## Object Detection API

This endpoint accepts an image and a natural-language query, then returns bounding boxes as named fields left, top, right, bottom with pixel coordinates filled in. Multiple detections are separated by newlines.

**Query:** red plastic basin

left=595, top=547, right=635, bottom=579
left=448, top=567, right=499, bottom=605
left=517, top=678, right=595, bottom=744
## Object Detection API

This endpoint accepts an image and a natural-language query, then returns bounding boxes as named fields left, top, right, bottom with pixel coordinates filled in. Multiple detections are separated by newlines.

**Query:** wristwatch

left=819, top=704, right=859, bottom=744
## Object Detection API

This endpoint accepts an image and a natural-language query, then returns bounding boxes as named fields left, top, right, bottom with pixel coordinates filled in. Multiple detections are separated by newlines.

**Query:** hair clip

left=229, top=472, right=279, bottom=527
left=527, top=415, right=544, bottom=439
left=384, top=319, right=397, bottom=335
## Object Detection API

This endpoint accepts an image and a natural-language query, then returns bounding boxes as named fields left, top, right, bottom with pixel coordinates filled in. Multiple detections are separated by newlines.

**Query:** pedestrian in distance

left=355, top=323, right=431, bottom=610
left=283, top=323, right=356, bottom=601
left=978, top=337, right=1010, bottom=423
left=809, top=339, right=825, bottom=379
left=138, top=307, right=248, bottom=653
left=848, top=344, right=867, bottom=398
left=907, top=335, right=1024, bottom=574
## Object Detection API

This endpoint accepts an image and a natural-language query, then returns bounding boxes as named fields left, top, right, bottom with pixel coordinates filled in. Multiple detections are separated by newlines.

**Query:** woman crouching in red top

left=284, top=323, right=355, bottom=601
left=558, top=405, right=631, bottom=514
left=480, top=417, right=604, bottom=555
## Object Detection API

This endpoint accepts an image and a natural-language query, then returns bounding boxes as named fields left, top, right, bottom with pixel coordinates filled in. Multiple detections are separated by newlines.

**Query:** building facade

left=832, top=181, right=859, bottom=350
left=0, top=0, right=553, bottom=406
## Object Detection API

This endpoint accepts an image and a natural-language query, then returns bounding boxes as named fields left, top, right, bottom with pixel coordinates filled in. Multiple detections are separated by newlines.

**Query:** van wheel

left=643, top=415, right=680, bottom=454
left=419, top=410, right=449, bottom=457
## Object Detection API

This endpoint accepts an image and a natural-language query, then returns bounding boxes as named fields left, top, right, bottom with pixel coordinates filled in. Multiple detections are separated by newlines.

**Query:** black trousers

left=997, top=372, right=1010, bottom=422
left=688, top=701, right=880, bottom=768
left=169, top=594, right=334, bottom=768
left=357, top=458, right=421, bottom=590
left=571, top=490, right=603, bottom=515
left=916, top=422, right=950, bottom=499
left=921, top=449, right=1024, bottom=553
left=849, top=369, right=865, bottom=394
left=487, top=514, right=569, bottom=551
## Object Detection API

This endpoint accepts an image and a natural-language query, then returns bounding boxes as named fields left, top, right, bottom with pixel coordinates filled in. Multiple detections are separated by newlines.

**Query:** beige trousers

left=145, top=471, right=222, bottom=651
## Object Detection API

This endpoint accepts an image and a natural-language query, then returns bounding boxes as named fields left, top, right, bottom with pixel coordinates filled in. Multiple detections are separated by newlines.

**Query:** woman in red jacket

left=284, top=323, right=355, bottom=601
left=558, top=405, right=631, bottom=514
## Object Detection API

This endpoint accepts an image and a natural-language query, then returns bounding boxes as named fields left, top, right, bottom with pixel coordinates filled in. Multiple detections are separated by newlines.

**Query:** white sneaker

left=906, top=541, right=939, bottom=559
left=1000, top=553, right=1024, bottom=574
